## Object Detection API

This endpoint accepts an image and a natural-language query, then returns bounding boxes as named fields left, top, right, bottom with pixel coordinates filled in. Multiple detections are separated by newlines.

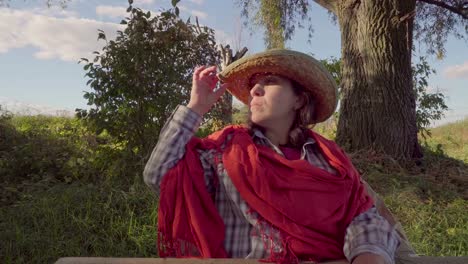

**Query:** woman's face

left=248, top=73, right=303, bottom=128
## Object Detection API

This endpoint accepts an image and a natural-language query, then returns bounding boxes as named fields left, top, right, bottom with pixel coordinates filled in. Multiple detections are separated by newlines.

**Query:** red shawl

left=158, top=125, right=373, bottom=263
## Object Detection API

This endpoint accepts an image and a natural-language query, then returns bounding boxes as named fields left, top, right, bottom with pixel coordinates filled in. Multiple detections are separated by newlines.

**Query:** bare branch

left=417, top=0, right=468, bottom=19
left=313, top=0, right=338, bottom=14
left=218, top=45, right=248, bottom=71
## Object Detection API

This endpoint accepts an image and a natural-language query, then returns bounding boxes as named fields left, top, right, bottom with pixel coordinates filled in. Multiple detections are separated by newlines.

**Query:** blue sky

left=0, top=0, right=467, bottom=126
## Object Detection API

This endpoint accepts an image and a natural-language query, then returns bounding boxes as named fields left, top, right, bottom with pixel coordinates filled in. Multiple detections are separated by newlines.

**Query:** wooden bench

left=55, top=256, right=468, bottom=264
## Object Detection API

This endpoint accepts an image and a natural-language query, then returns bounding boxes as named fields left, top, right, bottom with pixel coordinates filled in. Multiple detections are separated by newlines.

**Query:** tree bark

left=335, top=0, right=422, bottom=159
left=313, top=0, right=338, bottom=13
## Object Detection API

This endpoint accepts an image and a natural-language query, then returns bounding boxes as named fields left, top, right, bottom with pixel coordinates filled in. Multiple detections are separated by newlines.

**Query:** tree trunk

left=221, top=93, right=233, bottom=124
left=335, top=0, right=422, bottom=159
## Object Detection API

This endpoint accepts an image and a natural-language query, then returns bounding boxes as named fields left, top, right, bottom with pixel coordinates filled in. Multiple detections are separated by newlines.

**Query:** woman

left=144, top=49, right=400, bottom=264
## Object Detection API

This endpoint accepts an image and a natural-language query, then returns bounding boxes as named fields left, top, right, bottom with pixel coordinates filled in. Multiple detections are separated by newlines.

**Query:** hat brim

left=217, top=49, right=338, bottom=123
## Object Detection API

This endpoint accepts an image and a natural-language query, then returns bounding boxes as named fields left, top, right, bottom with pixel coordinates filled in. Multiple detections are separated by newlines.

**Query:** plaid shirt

left=144, top=105, right=400, bottom=264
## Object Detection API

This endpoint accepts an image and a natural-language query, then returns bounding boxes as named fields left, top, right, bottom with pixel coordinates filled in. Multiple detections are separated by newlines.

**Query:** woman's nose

left=250, top=83, right=264, bottom=97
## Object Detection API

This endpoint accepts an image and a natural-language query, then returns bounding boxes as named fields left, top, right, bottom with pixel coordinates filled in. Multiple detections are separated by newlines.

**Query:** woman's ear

left=294, top=95, right=306, bottom=110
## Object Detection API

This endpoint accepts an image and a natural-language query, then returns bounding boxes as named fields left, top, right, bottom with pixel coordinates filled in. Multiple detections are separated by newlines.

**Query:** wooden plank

left=55, top=256, right=468, bottom=264
left=397, top=256, right=468, bottom=264
left=55, top=258, right=260, bottom=264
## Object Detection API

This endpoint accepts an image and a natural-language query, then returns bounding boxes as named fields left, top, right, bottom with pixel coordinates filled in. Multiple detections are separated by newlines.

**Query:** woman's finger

left=199, top=65, right=217, bottom=79
left=214, top=83, right=228, bottom=98
left=193, top=65, right=206, bottom=80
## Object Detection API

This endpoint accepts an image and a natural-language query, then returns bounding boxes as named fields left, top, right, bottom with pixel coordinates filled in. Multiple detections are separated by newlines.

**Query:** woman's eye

left=264, top=77, right=276, bottom=84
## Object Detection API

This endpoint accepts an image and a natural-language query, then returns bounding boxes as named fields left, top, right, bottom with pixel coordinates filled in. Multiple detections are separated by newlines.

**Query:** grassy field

left=353, top=149, right=467, bottom=256
left=424, top=118, right=468, bottom=163
left=1, top=182, right=159, bottom=263
left=0, top=116, right=467, bottom=263
left=356, top=118, right=468, bottom=256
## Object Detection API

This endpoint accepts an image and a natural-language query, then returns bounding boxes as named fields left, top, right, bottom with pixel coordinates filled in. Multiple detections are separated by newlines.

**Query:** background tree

left=237, top=0, right=467, bottom=159
left=320, top=57, right=342, bottom=97
left=0, top=0, right=70, bottom=8
left=413, top=57, right=448, bottom=138
left=321, top=56, right=448, bottom=136
left=77, top=1, right=227, bottom=170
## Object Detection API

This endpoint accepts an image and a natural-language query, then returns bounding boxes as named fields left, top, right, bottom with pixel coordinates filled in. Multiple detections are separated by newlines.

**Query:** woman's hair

left=247, top=77, right=316, bottom=148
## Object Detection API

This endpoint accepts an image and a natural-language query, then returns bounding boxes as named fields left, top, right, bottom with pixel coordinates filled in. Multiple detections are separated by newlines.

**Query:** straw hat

left=217, top=49, right=338, bottom=123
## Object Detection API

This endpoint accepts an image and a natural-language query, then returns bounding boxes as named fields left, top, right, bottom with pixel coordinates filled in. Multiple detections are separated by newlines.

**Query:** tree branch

left=313, top=0, right=338, bottom=14
left=417, top=0, right=468, bottom=19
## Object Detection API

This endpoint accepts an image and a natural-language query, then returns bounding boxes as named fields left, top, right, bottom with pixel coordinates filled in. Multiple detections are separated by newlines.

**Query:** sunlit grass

left=423, top=118, right=468, bottom=162
left=363, top=169, right=467, bottom=256
left=1, top=115, right=467, bottom=263
left=0, top=182, right=159, bottom=264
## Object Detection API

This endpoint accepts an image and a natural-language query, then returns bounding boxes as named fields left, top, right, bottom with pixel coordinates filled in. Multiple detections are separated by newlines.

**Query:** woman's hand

left=187, top=65, right=228, bottom=116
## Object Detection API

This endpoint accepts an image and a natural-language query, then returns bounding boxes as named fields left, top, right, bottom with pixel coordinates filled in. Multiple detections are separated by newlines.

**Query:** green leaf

left=97, top=32, right=106, bottom=41
left=126, top=5, right=132, bottom=13
left=171, top=0, right=180, bottom=7
left=128, top=0, right=133, bottom=5
left=120, top=19, right=128, bottom=25
left=4, top=187, right=18, bottom=192
left=175, top=6, right=179, bottom=16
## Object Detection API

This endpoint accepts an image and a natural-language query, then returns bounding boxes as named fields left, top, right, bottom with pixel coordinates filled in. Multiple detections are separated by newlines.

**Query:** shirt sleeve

left=343, top=206, right=401, bottom=264
left=143, top=105, right=202, bottom=193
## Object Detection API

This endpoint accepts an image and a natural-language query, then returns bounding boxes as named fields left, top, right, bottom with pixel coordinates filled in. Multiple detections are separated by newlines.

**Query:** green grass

left=1, top=115, right=467, bottom=263
left=361, top=165, right=467, bottom=256
left=337, top=118, right=468, bottom=257
left=424, top=118, right=468, bottom=162
left=389, top=194, right=467, bottom=256
left=350, top=138, right=468, bottom=257
left=0, top=182, right=159, bottom=263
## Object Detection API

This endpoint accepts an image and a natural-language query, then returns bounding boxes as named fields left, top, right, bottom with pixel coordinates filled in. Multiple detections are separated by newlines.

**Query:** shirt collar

left=251, top=127, right=316, bottom=148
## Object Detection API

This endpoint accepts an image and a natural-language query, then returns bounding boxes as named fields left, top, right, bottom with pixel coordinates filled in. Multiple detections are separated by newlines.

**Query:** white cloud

left=0, top=7, right=124, bottom=62
left=0, top=96, right=74, bottom=117
left=136, top=0, right=155, bottom=4
left=178, top=5, right=207, bottom=19
left=443, top=61, right=468, bottom=79
left=187, top=0, right=205, bottom=5
left=95, top=5, right=159, bottom=20
left=96, top=5, right=127, bottom=19
left=425, top=85, right=448, bottom=94
left=191, top=10, right=208, bottom=19
left=425, top=85, right=436, bottom=93
left=431, top=109, right=468, bottom=127
left=214, top=29, right=233, bottom=46
left=30, top=6, right=79, bottom=18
